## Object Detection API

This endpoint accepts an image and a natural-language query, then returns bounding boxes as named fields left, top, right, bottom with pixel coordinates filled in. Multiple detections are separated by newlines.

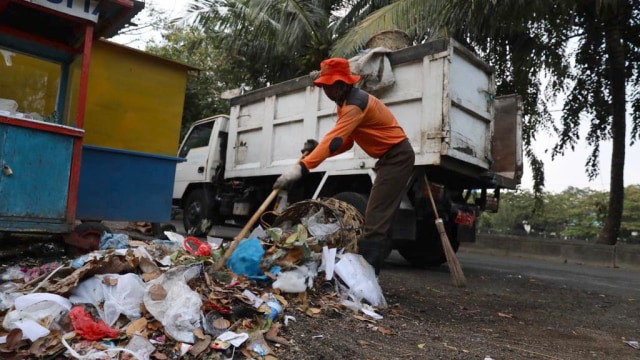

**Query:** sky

left=112, top=0, right=640, bottom=194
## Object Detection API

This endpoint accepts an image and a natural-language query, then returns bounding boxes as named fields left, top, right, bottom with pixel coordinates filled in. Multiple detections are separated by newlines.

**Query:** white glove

left=273, top=164, right=302, bottom=189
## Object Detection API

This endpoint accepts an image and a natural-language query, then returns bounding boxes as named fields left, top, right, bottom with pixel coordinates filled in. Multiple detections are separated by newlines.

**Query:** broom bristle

left=435, top=219, right=467, bottom=287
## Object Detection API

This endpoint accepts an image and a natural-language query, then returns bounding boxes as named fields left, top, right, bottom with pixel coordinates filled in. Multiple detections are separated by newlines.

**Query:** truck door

left=173, top=120, right=215, bottom=199
left=492, top=94, right=523, bottom=188
left=173, top=116, right=230, bottom=200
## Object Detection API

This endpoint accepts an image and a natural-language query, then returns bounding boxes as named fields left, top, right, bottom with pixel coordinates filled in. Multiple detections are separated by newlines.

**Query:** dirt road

left=276, top=250, right=640, bottom=360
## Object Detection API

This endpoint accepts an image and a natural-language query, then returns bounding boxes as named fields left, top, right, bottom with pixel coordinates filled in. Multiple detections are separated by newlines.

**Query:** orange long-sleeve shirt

left=301, top=88, right=408, bottom=170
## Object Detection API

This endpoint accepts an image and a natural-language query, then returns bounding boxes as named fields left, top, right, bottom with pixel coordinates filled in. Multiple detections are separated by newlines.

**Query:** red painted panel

left=66, top=23, right=94, bottom=223
left=66, top=137, right=83, bottom=222
left=0, top=116, right=84, bottom=137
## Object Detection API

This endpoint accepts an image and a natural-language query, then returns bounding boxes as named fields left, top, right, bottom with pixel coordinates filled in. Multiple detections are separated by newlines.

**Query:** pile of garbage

left=0, top=199, right=387, bottom=359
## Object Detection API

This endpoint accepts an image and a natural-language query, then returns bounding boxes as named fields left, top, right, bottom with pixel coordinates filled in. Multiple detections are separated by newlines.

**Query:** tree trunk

left=597, top=9, right=627, bottom=245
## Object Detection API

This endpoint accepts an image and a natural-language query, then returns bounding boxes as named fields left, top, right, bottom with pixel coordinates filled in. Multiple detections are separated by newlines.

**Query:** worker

left=273, top=57, right=415, bottom=275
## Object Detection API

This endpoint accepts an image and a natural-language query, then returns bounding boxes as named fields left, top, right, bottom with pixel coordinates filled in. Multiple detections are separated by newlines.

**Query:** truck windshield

left=179, top=120, right=215, bottom=158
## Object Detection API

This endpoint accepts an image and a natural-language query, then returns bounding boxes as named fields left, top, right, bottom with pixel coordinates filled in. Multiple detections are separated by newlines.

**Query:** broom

left=424, top=174, right=467, bottom=287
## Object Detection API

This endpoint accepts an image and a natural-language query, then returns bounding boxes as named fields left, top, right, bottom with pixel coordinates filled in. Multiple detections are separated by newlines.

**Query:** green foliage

left=144, top=24, right=263, bottom=139
left=479, top=186, right=639, bottom=242
left=622, top=185, right=640, bottom=237
left=184, top=0, right=343, bottom=84
left=477, top=190, right=536, bottom=233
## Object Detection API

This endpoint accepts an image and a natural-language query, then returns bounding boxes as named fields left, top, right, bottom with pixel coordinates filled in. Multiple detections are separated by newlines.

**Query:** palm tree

left=333, top=0, right=640, bottom=245
left=184, top=0, right=346, bottom=83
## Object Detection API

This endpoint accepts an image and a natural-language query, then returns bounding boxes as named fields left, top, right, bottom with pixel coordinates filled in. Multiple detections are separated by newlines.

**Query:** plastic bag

left=226, top=238, right=265, bottom=279
left=272, top=268, right=307, bottom=293
left=69, top=306, right=120, bottom=340
left=99, top=232, right=129, bottom=250
left=70, top=250, right=108, bottom=269
left=334, top=253, right=387, bottom=308
left=70, top=273, right=145, bottom=326
left=126, top=334, right=156, bottom=360
left=272, top=264, right=317, bottom=293
left=183, top=236, right=212, bottom=257
left=143, top=264, right=203, bottom=343
left=0, top=266, right=24, bottom=281
left=0, top=282, right=21, bottom=311
left=164, top=231, right=212, bottom=257
left=302, top=208, right=340, bottom=241
left=2, top=293, right=71, bottom=342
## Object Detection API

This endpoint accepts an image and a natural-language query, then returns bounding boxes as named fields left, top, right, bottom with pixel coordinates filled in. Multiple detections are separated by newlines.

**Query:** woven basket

left=365, top=30, right=412, bottom=50
left=272, top=198, right=364, bottom=253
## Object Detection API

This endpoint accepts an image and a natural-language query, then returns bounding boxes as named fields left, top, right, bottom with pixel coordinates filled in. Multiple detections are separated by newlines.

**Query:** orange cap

left=313, top=58, right=361, bottom=87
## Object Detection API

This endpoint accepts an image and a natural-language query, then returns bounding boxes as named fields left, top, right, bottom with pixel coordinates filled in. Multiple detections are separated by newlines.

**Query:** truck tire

left=397, top=220, right=459, bottom=267
left=183, top=189, right=218, bottom=237
left=331, top=192, right=392, bottom=260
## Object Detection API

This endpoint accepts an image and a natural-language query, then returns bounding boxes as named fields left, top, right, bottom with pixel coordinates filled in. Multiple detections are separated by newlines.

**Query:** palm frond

left=331, top=0, right=436, bottom=58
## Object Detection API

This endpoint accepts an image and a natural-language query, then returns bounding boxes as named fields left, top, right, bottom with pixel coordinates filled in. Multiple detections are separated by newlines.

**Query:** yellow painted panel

left=68, top=41, right=189, bottom=156
left=0, top=47, right=60, bottom=119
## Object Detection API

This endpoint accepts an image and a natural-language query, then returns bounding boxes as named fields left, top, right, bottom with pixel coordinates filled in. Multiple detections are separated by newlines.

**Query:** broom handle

left=213, top=151, right=309, bottom=271
left=230, top=189, right=279, bottom=246
left=424, top=173, right=467, bottom=287
left=424, top=175, right=440, bottom=219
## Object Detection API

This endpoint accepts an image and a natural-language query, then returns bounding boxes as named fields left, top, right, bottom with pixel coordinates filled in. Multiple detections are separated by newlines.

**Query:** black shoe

left=358, top=241, right=384, bottom=275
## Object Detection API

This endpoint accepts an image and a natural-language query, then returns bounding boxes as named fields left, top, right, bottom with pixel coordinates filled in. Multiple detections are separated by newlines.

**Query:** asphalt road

left=396, top=249, right=640, bottom=298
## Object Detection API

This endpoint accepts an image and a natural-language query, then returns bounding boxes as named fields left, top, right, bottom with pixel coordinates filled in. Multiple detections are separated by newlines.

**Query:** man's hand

left=273, top=164, right=303, bottom=189
left=301, top=139, right=318, bottom=155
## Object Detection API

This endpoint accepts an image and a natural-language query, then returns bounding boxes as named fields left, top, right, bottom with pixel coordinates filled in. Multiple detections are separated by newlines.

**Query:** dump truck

left=172, top=38, right=523, bottom=265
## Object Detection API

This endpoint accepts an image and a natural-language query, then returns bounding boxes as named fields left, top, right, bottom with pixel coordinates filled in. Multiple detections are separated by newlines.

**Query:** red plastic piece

left=69, top=306, right=120, bottom=340
left=203, top=300, right=232, bottom=314
left=183, top=236, right=212, bottom=257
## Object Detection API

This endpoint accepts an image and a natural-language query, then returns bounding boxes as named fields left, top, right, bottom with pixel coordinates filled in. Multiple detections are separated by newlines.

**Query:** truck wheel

left=397, top=220, right=459, bottom=267
left=183, top=189, right=217, bottom=237
left=331, top=192, right=392, bottom=260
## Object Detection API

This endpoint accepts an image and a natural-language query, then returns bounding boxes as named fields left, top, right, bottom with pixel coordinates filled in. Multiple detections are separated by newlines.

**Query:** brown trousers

left=362, top=138, right=415, bottom=246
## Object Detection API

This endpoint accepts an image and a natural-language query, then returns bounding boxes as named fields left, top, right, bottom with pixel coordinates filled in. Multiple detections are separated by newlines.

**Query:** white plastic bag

left=143, top=264, right=203, bottom=343
left=272, top=267, right=309, bottom=293
left=126, top=334, right=156, bottom=360
left=69, top=273, right=145, bottom=326
left=334, top=253, right=387, bottom=308
left=0, top=282, right=22, bottom=311
left=302, top=208, right=340, bottom=241
left=2, top=293, right=72, bottom=342
left=273, top=263, right=318, bottom=293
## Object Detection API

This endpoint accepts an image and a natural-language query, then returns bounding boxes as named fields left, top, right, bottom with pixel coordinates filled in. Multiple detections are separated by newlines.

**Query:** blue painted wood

left=0, top=218, right=70, bottom=233
left=0, top=124, right=72, bottom=221
left=76, top=145, right=182, bottom=223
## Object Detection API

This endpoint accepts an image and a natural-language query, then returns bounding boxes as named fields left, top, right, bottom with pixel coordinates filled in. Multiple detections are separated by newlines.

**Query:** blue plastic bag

left=99, top=232, right=129, bottom=250
left=226, top=238, right=265, bottom=279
